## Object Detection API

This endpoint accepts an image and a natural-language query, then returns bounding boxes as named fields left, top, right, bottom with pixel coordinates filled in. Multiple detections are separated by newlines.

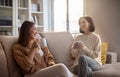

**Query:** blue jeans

left=77, top=55, right=101, bottom=77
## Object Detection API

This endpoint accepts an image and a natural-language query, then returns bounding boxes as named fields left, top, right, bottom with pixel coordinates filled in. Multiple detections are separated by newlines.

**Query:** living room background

left=0, top=0, right=83, bottom=35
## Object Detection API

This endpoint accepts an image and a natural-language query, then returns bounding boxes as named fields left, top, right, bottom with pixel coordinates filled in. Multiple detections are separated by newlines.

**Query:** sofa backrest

left=40, top=32, right=74, bottom=67
left=0, top=36, right=23, bottom=77
left=0, top=43, right=9, bottom=77
left=0, top=32, right=74, bottom=77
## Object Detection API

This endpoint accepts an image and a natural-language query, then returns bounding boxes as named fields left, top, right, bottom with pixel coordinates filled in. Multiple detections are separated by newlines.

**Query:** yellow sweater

left=12, top=43, right=55, bottom=75
left=71, top=32, right=102, bottom=67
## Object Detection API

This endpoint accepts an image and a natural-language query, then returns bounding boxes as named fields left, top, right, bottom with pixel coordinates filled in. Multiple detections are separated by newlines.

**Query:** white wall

left=84, top=0, right=120, bottom=61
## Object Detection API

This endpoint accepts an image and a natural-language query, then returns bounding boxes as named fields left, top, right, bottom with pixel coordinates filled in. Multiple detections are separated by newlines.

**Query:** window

left=54, top=0, right=67, bottom=32
left=53, top=0, right=83, bottom=33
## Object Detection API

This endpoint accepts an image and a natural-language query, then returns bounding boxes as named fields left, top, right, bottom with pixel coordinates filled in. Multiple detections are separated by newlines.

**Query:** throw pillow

left=101, top=42, right=108, bottom=65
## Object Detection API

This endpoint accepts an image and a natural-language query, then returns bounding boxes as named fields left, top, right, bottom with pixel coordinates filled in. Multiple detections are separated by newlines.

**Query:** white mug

left=42, top=38, right=47, bottom=47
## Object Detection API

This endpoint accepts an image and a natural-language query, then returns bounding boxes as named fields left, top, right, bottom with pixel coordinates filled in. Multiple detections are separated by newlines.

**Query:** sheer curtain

left=54, top=0, right=83, bottom=33
left=54, top=0, right=67, bottom=32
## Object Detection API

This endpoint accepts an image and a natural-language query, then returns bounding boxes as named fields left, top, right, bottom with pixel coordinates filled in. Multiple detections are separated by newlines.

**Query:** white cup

left=42, top=38, right=47, bottom=47
left=36, top=34, right=42, bottom=49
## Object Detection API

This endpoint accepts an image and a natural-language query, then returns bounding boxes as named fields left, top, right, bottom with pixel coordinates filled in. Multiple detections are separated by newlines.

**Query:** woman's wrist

left=41, top=46, right=47, bottom=50
left=28, top=48, right=37, bottom=61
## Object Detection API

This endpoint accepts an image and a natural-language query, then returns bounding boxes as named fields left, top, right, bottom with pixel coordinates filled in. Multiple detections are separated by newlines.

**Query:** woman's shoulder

left=91, top=33, right=101, bottom=42
left=92, top=32, right=100, bottom=36
left=12, top=43, right=25, bottom=51
left=74, top=33, right=83, bottom=39
left=13, top=43, right=21, bottom=48
left=91, top=33, right=101, bottom=38
left=12, top=43, right=28, bottom=55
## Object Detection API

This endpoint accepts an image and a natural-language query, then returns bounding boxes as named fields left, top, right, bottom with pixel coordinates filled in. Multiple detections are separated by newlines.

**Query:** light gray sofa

left=0, top=32, right=119, bottom=77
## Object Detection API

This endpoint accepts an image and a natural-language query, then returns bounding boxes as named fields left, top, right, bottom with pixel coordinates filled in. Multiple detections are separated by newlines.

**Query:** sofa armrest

left=25, top=63, right=73, bottom=77
left=106, top=52, right=117, bottom=64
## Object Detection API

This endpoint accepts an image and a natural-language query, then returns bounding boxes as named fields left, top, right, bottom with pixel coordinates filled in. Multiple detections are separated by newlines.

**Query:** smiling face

left=29, top=25, right=38, bottom=40
left=79, top=16, right=95, bottom=34
left=79, top=18, right=90, bottom=33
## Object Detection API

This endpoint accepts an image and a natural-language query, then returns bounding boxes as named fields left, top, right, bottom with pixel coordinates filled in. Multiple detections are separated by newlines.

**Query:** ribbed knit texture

left=71, top=32, right=102, bottom=67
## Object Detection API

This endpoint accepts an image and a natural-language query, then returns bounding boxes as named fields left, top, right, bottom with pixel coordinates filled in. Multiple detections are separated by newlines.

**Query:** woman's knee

left=55, top=63, right=73, bottom=77
left=56, top=63, right=68, bottom=70
left=79, top=55, right=87, bottom=62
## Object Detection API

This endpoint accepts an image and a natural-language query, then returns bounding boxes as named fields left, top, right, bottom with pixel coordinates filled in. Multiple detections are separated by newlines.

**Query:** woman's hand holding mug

left=73, top=41, right=84, bottom=49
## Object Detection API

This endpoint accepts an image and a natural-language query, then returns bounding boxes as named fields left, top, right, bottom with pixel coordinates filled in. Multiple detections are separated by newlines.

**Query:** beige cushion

left=40, top=32, right=74, bottom=67
left=0, top=36, right=23, bottom=77
left=93, top=62, right=120, bottom=77
left=0, top=43, right=9, bottom=77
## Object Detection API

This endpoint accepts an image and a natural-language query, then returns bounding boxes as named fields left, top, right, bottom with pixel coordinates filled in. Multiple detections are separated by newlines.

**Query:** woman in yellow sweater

left=71, top=16, right=102, bottom=77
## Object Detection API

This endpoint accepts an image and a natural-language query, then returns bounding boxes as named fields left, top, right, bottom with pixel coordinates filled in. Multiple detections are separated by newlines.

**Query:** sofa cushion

left=93, top=62, right=120, bottom=77
left=101, top=42, right=108, bottom=65
left=0, top=36, right=23, bottom=77
left=40, top=32, right=74, bottom=67
left=0, top=43, right=9, bottom=77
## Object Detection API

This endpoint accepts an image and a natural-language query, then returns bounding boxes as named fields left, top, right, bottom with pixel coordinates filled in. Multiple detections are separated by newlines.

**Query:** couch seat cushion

left=93, top=62, right=120, bottom=77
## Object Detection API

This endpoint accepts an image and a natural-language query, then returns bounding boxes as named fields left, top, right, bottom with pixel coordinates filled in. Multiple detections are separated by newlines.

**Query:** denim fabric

left=74, top=55, right=101, bottom=77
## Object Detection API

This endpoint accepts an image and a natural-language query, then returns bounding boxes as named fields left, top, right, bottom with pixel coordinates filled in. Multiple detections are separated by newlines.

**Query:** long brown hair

left=18, top=20, right=35, bottom=47
left=79, top=16, right=95, bottom=33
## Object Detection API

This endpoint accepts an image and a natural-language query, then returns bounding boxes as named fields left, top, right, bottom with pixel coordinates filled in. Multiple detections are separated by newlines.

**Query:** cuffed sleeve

left=70, top=48, right=79, bottom=59
left=12, top=44, right=35, bottom=73
left=42, top=47, right=55, bottom=66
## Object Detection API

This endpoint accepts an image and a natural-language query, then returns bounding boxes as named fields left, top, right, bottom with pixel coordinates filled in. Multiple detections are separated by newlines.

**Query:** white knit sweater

left=71, top=32, right=102, bottom=67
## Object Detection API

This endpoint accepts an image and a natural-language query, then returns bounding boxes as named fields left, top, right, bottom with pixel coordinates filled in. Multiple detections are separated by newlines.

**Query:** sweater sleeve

left=70, top=36, right=80, bottom=59
left=81, top=35, right=102, bottom=59
left=12, top=45, right=35, bottom=73
left=42, top=47, right=55, bottom=66
left=70, top=47, right=79, bottom=59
